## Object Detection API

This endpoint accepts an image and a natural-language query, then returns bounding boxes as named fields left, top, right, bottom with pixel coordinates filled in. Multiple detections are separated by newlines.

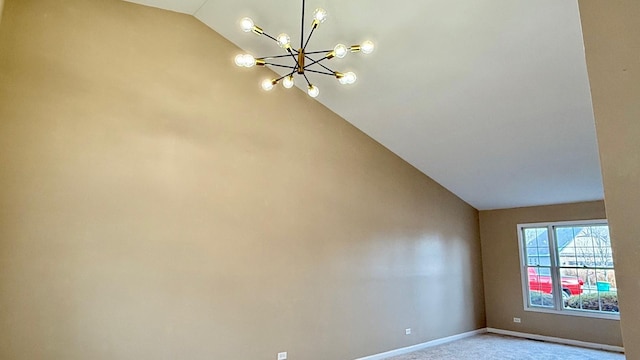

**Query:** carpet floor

left=384, top=333, right=625, bottom=360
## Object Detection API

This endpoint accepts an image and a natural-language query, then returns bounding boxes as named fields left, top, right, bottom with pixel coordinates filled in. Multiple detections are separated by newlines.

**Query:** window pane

left=555, top=225, right=613, bottom=269
left=557, top=269, right=583, bottom=299
left=598, top=269, right=619, bottom=313
left=527, top=266, right=555, bottom=308
left=524, top=227, right=549, bottom=267
left=564, top=269, right=618, bottom=313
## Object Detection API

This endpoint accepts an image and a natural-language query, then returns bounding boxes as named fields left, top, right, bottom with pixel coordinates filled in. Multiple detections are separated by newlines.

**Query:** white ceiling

left=124, top=0, right=604, bottom=210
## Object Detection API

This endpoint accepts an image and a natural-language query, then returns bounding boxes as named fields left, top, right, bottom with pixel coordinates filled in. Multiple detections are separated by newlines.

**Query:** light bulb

left=282, top=76, right=295, bottom=89
left=334, top=44, right=348, bottom=59
left=240, top=17, right=254, bottom=33
left=337, top=72, right=356, bottom=85
left=313, top=8, right=328, bottom=23
left=361, top=40, right=375, bottom=54
left=262, top=79, right=275, bottom=91
left=277, top=33, right=291, bottom=49
left=234, top=54, right=245, bottom=67
left=307, top=85, right=319, bottom=98
left=344, top=72, right=357, bottom=84
left=242, top=54, right=255, bottom=67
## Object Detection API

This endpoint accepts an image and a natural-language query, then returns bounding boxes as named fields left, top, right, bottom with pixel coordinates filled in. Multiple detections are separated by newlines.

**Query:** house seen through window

left=518, top=220, right=619, bottom=319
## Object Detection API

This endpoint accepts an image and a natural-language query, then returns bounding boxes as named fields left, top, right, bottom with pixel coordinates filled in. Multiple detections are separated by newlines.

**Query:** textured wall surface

left=0, top=1, right=485, bottom=359
left=479, top=201, right=623, bottom=347
left=579, top=0, right=640, bottom=357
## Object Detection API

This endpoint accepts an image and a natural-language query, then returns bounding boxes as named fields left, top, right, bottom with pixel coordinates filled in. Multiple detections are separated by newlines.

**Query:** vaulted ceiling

left=124, top=0, right=603, bottom=210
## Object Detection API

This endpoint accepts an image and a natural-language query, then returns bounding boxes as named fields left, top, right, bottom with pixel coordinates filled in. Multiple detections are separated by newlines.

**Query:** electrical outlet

left=277, top=352, right=287, bottom=360
left=513, top=317, right=521, bottom=323
left=405, top=328, right=411, bottom=335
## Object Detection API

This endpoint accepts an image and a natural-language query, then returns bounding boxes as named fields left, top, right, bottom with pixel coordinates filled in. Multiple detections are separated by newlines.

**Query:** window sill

left=524, top=306, right=620, bottom=320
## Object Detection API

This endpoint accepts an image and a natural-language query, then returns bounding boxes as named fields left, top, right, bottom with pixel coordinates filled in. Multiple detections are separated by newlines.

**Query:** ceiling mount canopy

left=234, top=0, right=374, bottom=98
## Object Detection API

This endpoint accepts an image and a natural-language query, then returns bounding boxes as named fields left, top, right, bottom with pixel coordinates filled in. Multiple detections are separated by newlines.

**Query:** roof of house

left=526, top=227, right=584, bottom=256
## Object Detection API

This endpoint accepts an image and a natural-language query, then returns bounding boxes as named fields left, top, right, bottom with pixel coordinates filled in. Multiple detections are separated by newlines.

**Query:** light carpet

left=384, top=333, right=624, bottom=360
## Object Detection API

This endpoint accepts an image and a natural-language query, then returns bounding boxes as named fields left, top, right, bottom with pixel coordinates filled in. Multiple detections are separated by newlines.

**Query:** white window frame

left=517, top=219, right=620, bottom=320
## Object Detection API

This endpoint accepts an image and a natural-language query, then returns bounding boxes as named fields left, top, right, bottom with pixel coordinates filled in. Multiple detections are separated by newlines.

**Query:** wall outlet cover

left=277, top=352, right=287, bottom=360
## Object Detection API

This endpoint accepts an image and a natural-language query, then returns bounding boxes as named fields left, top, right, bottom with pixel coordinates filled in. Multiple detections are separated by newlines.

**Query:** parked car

left=528, top=267, right=583, bottom=299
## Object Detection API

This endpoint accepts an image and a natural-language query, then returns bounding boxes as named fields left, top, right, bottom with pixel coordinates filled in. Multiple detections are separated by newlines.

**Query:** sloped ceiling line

left=124, top=0, right=604, bottom=210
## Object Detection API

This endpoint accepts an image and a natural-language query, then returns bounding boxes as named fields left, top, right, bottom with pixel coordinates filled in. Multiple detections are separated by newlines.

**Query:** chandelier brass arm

left=234, top=0, right=374, bottom=98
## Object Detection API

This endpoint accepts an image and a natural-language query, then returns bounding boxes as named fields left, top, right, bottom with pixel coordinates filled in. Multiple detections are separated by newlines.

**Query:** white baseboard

left=486, top=327, right=624, bottom=353
left=353, top=328, right=488, bottom=360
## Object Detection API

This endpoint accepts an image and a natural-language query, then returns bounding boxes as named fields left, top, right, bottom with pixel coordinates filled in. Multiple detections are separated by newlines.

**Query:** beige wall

left=0, top=1, right=485, bottom=359
left=579, top=1, right=640, bottom=357
left=479, top=201, right=623, bottom=346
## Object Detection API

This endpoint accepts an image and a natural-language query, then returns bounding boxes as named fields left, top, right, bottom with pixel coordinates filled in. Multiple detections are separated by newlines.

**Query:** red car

left=528, top=267, right=583, bottom=299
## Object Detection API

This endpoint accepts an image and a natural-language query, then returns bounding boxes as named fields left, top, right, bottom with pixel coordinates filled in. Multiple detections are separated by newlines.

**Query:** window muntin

left=518, top=221, right=619, bottom=319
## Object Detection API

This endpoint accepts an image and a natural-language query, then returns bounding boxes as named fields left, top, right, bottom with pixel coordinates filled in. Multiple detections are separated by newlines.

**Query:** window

left=517, top=220, right=619, bottom=319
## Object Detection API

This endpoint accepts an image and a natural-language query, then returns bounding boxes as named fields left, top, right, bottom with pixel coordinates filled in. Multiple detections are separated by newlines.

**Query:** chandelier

left=234, top=0, right=374, bottom=98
